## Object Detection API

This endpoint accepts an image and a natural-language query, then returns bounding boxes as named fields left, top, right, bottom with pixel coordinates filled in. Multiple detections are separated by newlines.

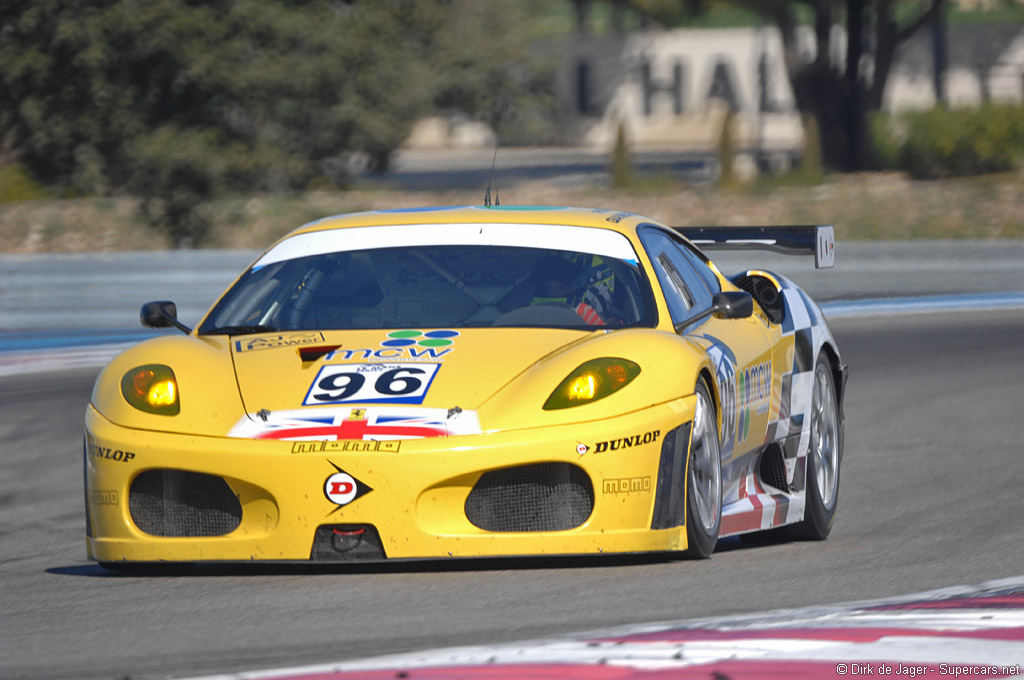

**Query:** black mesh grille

left=465, top=463, right=594, bottom=532
left=310, top=525, right=387, bottom=561
left=759, top=444, right=789, bottom=492
left=129, top=470, right=241, bottom=537
left=733, top=273, right=784, bottom=324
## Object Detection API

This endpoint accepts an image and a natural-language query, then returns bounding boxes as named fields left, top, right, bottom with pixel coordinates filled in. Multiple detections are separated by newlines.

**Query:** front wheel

left=683, top=380, right=722, bottom=558
left=790, top=353, right=842, bottom=539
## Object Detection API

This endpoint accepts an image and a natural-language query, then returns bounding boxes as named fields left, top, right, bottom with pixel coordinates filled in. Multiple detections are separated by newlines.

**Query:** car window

left=198, top=244, right=658, bottom=333
left=677, top=239, right=722, bottom=295
left=639, top=227, right=715, bottom=327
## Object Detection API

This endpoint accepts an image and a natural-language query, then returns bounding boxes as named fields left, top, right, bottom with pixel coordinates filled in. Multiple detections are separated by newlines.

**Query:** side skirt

left=720, top=446, right=806, bottom=537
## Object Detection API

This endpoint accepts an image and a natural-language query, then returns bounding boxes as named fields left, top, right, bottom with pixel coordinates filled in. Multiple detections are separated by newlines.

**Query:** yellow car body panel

left=85, top=395, right=697, bottom=561
left=85, top=206, right=845, bottom=565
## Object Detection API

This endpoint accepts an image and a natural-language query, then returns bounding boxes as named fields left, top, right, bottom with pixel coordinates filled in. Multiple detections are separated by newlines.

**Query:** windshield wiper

left=202, top=324, right=282, bottom=336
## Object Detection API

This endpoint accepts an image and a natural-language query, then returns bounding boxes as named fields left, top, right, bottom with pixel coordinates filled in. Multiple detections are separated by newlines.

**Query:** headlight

left=543, top=358, right=641, bottom=410
left=121, top=364, right=180, bottom=415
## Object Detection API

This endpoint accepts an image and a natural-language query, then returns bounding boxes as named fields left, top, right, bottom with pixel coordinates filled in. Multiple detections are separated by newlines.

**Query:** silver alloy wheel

left=690, top=390, right=722, bottom=533
left=811, top=361, right=840, bottom=510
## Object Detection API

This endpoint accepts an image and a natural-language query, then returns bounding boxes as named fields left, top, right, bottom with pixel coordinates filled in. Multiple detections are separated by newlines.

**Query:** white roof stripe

left=254, top=223, right=640, bottom=269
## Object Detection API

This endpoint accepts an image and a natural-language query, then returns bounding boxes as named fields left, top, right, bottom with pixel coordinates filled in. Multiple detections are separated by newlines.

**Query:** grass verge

left=0, top=170, right=1020, bottom=253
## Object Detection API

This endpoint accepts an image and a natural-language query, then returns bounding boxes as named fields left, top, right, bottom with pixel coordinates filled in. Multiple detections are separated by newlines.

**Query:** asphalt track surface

left=2, top=309, right=1024, bottom=680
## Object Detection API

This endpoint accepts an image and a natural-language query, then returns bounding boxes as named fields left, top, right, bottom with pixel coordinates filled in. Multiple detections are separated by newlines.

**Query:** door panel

left=639, top=227, right=774, bottom=501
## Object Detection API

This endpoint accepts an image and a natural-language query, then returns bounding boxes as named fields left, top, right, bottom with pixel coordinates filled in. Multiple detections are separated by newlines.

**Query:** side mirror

left=141, top=301, right=176, bottom=328
left=674, top=291, right=754, bottom=332
left=711, top=291, right=753, bottom=320
left=140, top=301, right=191, bottom=334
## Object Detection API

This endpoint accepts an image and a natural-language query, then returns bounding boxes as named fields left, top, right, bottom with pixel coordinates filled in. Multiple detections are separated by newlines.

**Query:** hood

left=227, top=328, right=587, bottom=438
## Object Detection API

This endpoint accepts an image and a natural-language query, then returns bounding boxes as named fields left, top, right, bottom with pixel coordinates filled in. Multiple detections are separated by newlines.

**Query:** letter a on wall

left=707, top=59, right=741, bottom=112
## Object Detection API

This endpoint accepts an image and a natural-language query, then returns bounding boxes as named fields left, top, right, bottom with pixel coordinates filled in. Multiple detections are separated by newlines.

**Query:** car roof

left=255, top=206, right=662, bottom=269
left=290, top=205, right=660, bottom=237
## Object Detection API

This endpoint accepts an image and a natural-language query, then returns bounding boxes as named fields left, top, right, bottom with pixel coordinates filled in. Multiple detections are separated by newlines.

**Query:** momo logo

left=89, top=490, right=119, bottom=505
left=293, top=440, right=401, bottom=454
left=323, top=462, right=372, bottom=511
left=602, top=476, right=652, bottom=495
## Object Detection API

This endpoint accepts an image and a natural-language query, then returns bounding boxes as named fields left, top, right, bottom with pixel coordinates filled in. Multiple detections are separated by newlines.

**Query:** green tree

left=751, top=0, right=948, bottom=172
left=1, top=0, right=553, bottom=243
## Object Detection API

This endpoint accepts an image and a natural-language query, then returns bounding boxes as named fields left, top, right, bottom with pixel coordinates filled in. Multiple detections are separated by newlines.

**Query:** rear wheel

left=790, top=353, right=842, bottom=539
left=683, top=380, right=722, bottom=558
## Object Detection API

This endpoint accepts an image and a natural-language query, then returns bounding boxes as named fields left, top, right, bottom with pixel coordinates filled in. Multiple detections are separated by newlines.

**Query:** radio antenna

left=483, top=98, right=507, bottom=208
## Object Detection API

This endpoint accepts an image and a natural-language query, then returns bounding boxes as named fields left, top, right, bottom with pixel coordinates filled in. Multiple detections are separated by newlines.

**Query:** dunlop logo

left=594, top=430, right=660, bottom=453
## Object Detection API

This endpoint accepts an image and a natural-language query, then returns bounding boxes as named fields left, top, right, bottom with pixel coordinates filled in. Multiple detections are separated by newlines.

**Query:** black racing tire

left=683, top=379, right=723, bottom=559
left=788, top=352, right=843, bottom=540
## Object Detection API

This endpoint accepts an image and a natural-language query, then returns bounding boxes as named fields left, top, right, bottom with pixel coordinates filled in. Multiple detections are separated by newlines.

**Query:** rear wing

left=674, top=225, right=835, bottom=269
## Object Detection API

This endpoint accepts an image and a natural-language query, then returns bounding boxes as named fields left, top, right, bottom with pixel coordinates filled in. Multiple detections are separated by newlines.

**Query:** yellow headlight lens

left=568, top=374, right=597, bottom=401
left=147, top=379, right=177, bottom=406
left=121, top=364, right=180, bottom=415
left=544, top=358, right=641, bottom=410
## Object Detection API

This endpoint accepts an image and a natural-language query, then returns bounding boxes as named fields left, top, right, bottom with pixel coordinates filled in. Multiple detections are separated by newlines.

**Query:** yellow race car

left=84, top=206, right=846, bottom=568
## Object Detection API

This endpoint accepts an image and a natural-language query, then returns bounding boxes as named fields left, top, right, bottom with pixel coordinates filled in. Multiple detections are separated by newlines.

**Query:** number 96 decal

left=304, top=363, right=441, bottom=405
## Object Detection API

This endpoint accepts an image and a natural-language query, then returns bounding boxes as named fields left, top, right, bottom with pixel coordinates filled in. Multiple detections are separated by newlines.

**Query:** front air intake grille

left=465, top=463, right=594, bottom=532
left=651, top=423, right=691, bottom=530
left=129, top=470, right=241, bottom=537
left=310, top=525, right=387, bottom=561
left=758, top=444, right=789, bottom=492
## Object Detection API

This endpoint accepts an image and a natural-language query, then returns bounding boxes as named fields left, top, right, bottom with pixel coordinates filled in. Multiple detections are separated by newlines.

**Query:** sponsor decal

left=702, top=335, right=737, bottom=457
left=89, top=490, right=119, bottom=505
left=323, top=461, right=372, bottom=511
left=292, top=440, right=401, bottom=453
left=592, top=430, right=660, bottom=453
left=737, top=359, right=772, bottom=443
left=602, top=476, right=652, bottom=495
left=701, top=335, right=774, bottom=448
left=576, top=443, right=589, bottom=455
left=254, top=408, right=447, bottom=440
left=234, top=331, right=325, bottom=353
left=229, top=406, right=478, bottom=440
left=325, top=329, right=460, bottom=363
left=325, top=472, right=357, bottom=504
left=304, top=362, right=442, bottom=405
left=381, top=329, right=459, bottom=348
left=87, top=440, right=137, bottom=464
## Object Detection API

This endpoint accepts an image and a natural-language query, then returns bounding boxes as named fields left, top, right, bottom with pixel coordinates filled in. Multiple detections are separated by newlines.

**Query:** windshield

left=199, top=242, right=656, bottom=333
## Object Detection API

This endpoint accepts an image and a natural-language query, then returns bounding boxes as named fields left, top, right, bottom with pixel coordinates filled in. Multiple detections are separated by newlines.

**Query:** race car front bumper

left=84, top=397, right=697, bottom=564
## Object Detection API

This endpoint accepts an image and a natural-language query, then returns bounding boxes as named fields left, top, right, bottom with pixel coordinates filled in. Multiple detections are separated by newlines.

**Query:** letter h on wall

left=641, top=59, right=684, bottom=116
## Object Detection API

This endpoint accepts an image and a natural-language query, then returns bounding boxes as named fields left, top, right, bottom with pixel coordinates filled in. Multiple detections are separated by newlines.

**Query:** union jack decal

left=227, top=406, right=473, bottom=441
